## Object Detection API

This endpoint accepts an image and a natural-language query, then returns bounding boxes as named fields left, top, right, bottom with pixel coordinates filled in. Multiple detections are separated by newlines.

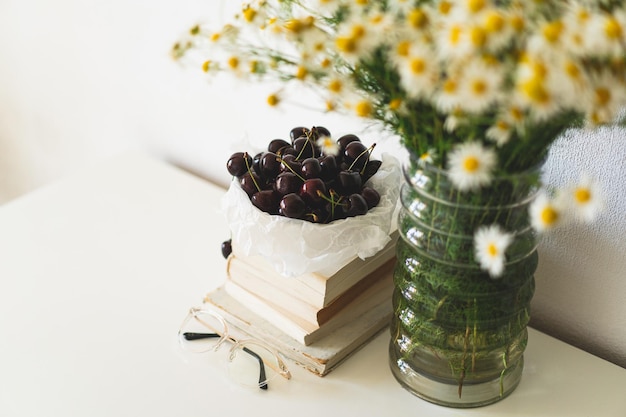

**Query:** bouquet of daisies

left=173, top=0, right=621, bottom=276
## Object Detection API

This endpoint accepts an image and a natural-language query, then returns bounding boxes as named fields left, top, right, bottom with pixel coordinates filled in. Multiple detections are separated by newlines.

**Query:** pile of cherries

left=226, top=126, right=382, bottom=224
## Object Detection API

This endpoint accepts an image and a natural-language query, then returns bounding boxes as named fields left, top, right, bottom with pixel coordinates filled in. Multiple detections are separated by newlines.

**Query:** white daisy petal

left=474, top=224, right=514, bottom=278
left=447, top=141, right=497, bottom=191
left=562, top=174, right=605, bottom=223
left=529, top=191, right=566, bottom=232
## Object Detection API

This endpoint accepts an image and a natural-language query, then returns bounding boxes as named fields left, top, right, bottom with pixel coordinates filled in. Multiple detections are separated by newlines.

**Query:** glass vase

left=388, top=154, right=540, bottom=408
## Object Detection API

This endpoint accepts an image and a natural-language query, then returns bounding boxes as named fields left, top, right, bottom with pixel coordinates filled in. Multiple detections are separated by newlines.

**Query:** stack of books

left=203, top=231, right=397, bottom=376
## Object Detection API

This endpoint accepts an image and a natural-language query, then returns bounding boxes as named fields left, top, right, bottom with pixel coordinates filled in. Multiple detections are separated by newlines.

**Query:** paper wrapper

left=221, top=153, right=401, bottom=278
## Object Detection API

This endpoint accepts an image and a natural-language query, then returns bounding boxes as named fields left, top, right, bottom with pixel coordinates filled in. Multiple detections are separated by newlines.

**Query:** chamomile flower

left=396, top=44, right=438, bottom=99
left=417, top=148, right=437, bottom=166
left=586, top=10, right=626, bottom=58
left=334, top=14, right=378, bottom=62
left=447, top=141, right=497, bottom=191
left=436, top=74, right=465, bottom=113
left=514, top=54, right=561, bottom=121
left=316, top=135, right=339, bottom=156
left=474, top=224, right=513, bottom=278
left=486, top=119, right=513, bottom=146
left=561, top=174, right=605, bottom=223
left=585, top=70, right=626, bottom=125
left=456, top=58, right=504, bottom=114
left=529, top=191, right=565, bottom=232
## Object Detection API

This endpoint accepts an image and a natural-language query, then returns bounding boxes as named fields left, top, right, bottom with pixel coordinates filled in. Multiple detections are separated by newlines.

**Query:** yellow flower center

left=295, top=66, right=308, bottom=80
left=439, top=1, right=452, bottom=15
left=541, top=207, right=559, bottom=226
left=470, top=26, right=487, bottom=47
left=575, top=188, right=591, bottom=204
left=520, top=77, right=550, bottom=104
left=471, top=79, right=487, bottom=96
left=467, top=0, right=486, bottom=14
left=210, top=33, right=221, bottom=42
left=243, top=8, right=257, bottom=23
left=605, top=17, right=623, bottom=40
left=510, top=15, right=525, bottom=32
left=565, top=61, right=581, bottom=80
left=227, top=56, right=240, bottom=69
left=542, top=20, right=564, bottom=44
left=408, top=9, right=428, bottom=29
left=267, top=94, right=280, bottom=107
left=496, top=120, right=510, bottom=130
left=443, top=79, right=458, bottom=94
left=509, top=106, right=524, bottom=122
left=389, top=98, right=403, bottom=110
left=351, top=24, right=366, bottom=39
left=487, top=243, right=498, bottom=257
left=336, top=36, right=357, bottom=53
left=370, top=14, right=384, bottom=25
left=328, top=79, right=343, bottom=93
left=595, top=87, right=611, bottom=106
left=485, top=11, right=505, bottom=33
left=397, top=40, right=410, bottom=57
left=410, top=58, right=426, bottom=74
left=449, top=25, right=462, bottom=45
left=463, top=156, right=480, bottom=172
left=355, top=100, right=373, bottom=117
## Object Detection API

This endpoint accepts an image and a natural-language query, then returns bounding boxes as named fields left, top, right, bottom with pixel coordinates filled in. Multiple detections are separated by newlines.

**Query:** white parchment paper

left=221, top=153, right=401, bottom=277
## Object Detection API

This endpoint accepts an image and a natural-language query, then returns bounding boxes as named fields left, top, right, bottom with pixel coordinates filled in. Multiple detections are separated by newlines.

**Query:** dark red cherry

left=337, top=134, right=361, bottom=153
left=274, top=172, right=303, bottom=196
left=344, top=141, right=369, bottom=170
left=279, top=193, right=306, bottom=219
left=311, top=126, right=331, bottom=139
left=259, top=152, right=281, bottom=180
left=251, top=190, right=279, bottom=214
left=338, top=170, right=362, bottom=195
left=293, top=137, right=315, bottom=159
left=300, top=178, right=327, bottom=208
left=361, top=159, right=382, bottom=184
left=290, top=127, right=310, bottom=142
left=361, top=186, right=381, bottom=209
left=345, top=193, right=368, bottom=217
left=226, top=152, right=253, bottom=177
left=268, top=139, right=291, bottom=154
left=221, top=239, right=232, bottom=258
left=239, top=172, right=262, bottom=197
left=279, top=154, right=303, bottom=176
left=301, top=157, right=322, bottom=179
left=319, top=154, right=338, bottom=181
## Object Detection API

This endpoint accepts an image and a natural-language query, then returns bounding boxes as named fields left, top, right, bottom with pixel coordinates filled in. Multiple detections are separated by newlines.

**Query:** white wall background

left=1, top=1, right=624, bottom=368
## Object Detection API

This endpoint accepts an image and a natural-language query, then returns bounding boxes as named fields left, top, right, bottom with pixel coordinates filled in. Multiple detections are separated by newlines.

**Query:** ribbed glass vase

left=389, top=154, right=540, bottom=408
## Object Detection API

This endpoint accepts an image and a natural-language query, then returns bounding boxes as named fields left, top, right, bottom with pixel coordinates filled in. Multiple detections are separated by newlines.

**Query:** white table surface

left=1, top=151, right=625, bottom=417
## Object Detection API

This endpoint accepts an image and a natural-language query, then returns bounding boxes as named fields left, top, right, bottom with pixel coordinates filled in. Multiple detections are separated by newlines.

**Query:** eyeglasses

left=178, top=307, right=291, bottom=390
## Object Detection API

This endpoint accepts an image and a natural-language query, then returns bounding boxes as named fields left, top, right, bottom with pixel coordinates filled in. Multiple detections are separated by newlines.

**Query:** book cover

left=203, top=286, right=393, bottom=376
left=223, top=262, right=394, bottom=345
left=227, top=257, right=396, bottom=327
left=228, top=230, right=397, bottom=309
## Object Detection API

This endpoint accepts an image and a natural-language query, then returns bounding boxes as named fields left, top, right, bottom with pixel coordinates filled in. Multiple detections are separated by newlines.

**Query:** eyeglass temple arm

left=182, top=332, right=221, bottom=341
left=242, top=346, right=268, bottom=390
left=183, top=332, right=269, bottom=390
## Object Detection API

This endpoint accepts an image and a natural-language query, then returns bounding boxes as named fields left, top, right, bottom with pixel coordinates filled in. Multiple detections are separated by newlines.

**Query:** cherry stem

left=348, top=143, right=377, bottom=172
left=277, top=156, right=306, bottom=182
left=295, top=130, right=317, bottom=160
left=243, top=152, right=262, bottom=192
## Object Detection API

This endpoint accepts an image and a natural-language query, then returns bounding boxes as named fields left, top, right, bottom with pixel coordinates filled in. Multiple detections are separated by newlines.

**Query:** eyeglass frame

left=178, top=307, right=292, bottom=390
